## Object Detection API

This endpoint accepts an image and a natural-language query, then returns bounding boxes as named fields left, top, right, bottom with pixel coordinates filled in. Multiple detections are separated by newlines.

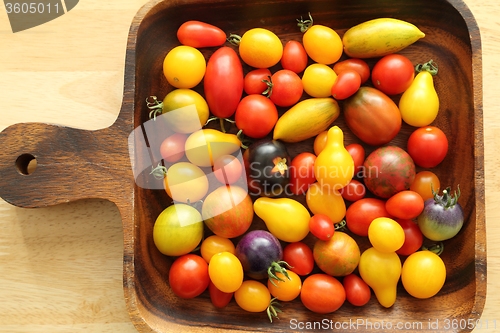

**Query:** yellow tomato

left=163, top=45, right=206, bottom=88
left=200, top=235, right=235, bottom=263
left=368, top=217, right=406, bottom=253
left=237, top=28, right=283, bottom=69
left=313, top=130, right=328, bottom=155
left=267, top=271, right=302, bottom=301
left=235, top=280, right=271, bottom=313
left=302, top=63, right=337, bottom=97
left=401, top=250, right=446, bottom=299
left=303, top=25, right=343, bottom=65
left=209, top=251, right=244, bottom=293
left=160, top=89, right=209, bottom=133
left=163, top=162, right=209, bottom=203
left=306, top=182, right=346, bottom=224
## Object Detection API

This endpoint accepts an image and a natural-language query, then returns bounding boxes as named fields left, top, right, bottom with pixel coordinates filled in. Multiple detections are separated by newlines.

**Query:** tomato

left=235, top=94, right=278, bottom=139
left=236, top=28, right=283, bottom=68
left=208, top=281, right=233, bottom=308
left=281, top=40, right=308, bottom=73
left=204, top=46, right=244, bottom=119
left=385, top=190, right=425, bottom=219
left=306, top=182, right=346, bottom=224
left=159, top=88, right=209, bottom=133
left=288, top=152, right=316, bottom=195
left=266, top=69, right=303, bottom=107
left=302, top=63, right=338, bottom=98
left=331, top=70, right=362, bottom=100
left=209, top=251, right=244, bottom=293
left=177, top=21, right=226, bottom=48
left=163, top=46, right=206, bottom=89
left=371, top=54, right=415, bottom=95
left=407, top=126, right=449, bottom=168
left=282, top=242, right=314, bottom=276
left=200, top=235, right=236, bottom=263
left=410, top=171, right=441, bottom=201
left=267, top=271, right=302, bottom=301
left=313, top=130, right=328, bottom=155
left=163, top=162, right=209, bottom=203
left=184, top=129, right=241, bottom=167
left=396, top=219, right=424, bottom=256
left=212, top=154, right=243, bottom=185
left=342, top=273, right=371, bottom=306
left=345, top=198, right=391, bottom=237
left=345, top=143, right=365, bottom=176
left=309, top=214, right=335, bottom=241
left=244, top=68, right=271, bottom=95
left=234, top=280, right=271, bottom=313
left=300, top=274, right=346, bottom=313
left=401, top=250, right=446, bottom=299
left=340, top=179, right=366, bottom=202
left=153, top=204, right=204, bottom=256
left=160, top=133, right=187, bottom=163
left=368, top=217, right=405, bottom=253
left=333, top=58, right=370, bottom=84
left=169, top=254, right=209, bottom=299
left=302, top=25, right=343, bottom=65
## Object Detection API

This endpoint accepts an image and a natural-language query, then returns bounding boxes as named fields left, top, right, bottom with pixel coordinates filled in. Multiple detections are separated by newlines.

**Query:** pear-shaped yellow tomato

left=401, top=250, right=446, bottom=299
left=185, top=129, right=241, bottom=167
left=306, top=182, right=346, bottom=224
left=164, top=162, right=209, bottom=203
left=253, top=197, right=310, bottom=242
left=314, top=126, right=354, bottom=189
left=358, top=247, right=402, bottom=308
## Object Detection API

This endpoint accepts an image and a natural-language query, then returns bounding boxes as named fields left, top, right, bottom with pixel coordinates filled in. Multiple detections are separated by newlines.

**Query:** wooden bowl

left=0, top=0, right=485, bottom=332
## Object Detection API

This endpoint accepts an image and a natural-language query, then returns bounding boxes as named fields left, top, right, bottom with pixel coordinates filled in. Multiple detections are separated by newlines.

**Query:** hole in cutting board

left=16, top=153, right=37, bottom=175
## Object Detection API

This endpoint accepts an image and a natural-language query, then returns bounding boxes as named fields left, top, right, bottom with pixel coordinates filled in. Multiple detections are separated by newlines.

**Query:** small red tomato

left=342, top=273, right=371, bottom=306
left=333, top=58, right=370, bottom=84
left=407, top=126, right=449, bottom=168
left=289, top=152, right=316, bottom=195
left=331, top=70, right=362, bottom=100
left=235, top=94, right=278, bottom=139
left=244, top=68, right=272, bottom=95
left=345, top=143, right=365, bottom=176
left=266, top=69, right=304, bottom=107
left=345, top=198, right=391, bottom=237
left=340, top=179, right=366, bottom=202
left=396, top=219, right=424, bottom=256
left=160, top=133, right=188, bottom=163
left=309, top=214, right=335, bottom=241
left=385, top=190, right=425, bottom=219
left=300, top=274, right=346, bottom=314
left=213, top=154, right=243, bottom=185
left=283, top=242, right=314, bottom=276
left=169, top=254, right=210, bottom=299
left=177, top=21, right=226, bottom=48
left=371, top=54, right=415, bottom=95
left=208, top=281, right=233, bottom=308
left=281, top=40, right=309, bottom=74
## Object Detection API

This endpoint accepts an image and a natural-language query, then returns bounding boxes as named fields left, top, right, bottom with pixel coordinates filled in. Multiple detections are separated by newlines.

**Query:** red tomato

left=396, top=218, right=424, bottom=256
left=385, top=190, right=425, bottom=219
left=160, top=133, right=187, bottom=163
left=208, top=280, right=233, bottom=308
left=333, top=58, right=370, bottom=84
left=283, top=242, right=314, bottom=276
left=244, top=68, right=271, bottom=95
left=177, top=21, right=227, bottom=48
left=289, top=152, right=316, bottom=195
left=213, top=154, right=243, bottom=185
left=300, top=274, right=346, bottom=314
left=309, top=214, right=335, bottom=241
left=345, top=143, right=365, bottom=176
left=331, top=70, right=361, bottom=100
left=410, top=170, right=441, bottom=201
left=340, top=179, right=366, bottom=202
left=204, top=47, right=244, bottom=119
left=235, top=94, right=278, bottom=139
left=345, top=198, right=391, bottom=237
left=169, top=254, right=210, bottom=299
left=371, top=54, right=415, bottom=95
left=281, top=40, right=308, bottom=74
left=267, top=69, right=304, bottom=107
left=342, top=273, right=371, bottom=306
left=407, top=126, right=449, bottom=168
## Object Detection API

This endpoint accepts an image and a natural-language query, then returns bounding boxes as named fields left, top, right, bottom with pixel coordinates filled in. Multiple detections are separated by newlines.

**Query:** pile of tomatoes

left=149, top=17, right=463, bottom=322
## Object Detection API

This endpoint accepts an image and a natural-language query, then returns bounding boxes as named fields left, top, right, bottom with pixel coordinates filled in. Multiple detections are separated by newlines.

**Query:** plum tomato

left=410, top=171, right=441, bottom=201
left=282, top=242, right=314, bottom=276
left=333, top=58, right=370, bottom=84
left=266, top=69, right=304, bottom=107
left=300, top=274, right=346, bottom=314
left=385, top=190, right=425, bottom=219
left=345, top=143, right=365, bottom=176
left=342, top=273, right=371, bottom=306
left=234, top=280, right=272, bottom=313
left=267, top=271, right=302, bottom=301
left=396, top=219, right=424, bottom=256
left=177, top=21, right=227, bottom=48
left=208, top=251, right=244, bottom=293
left=281, top=40, right=309, bottom=73
left=212, top=154, right=243, bottom=185
left=371, top=54, right=415, bottom=95
left=288, top=152, right=316, bottom=195
left=208, top=281, right=233, bottom=308
left=160, top=133, right=188, bottom=163
left=331, top=69, right=362, bottom=100
left=345, top=197, right=391, bottom=237
left=244, top=68, right=272, bottom=95
left=407, top=126, right=449, bottom=168
left=340, top=179, right=366, bottom=202
left=235, top=94, right=278, bottom=139
left=309, top=214, right=335, bottom=241
left=169, top=254, right=209, bottom=299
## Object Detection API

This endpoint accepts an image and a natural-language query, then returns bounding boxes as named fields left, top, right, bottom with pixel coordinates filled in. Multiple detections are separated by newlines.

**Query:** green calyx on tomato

left=415, top=59, right=439, bottom=76
left=296, top=12, right=313, bottom=32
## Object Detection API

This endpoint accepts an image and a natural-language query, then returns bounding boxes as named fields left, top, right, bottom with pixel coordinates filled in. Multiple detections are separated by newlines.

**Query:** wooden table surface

left=0, top=0, right=498, bottom=332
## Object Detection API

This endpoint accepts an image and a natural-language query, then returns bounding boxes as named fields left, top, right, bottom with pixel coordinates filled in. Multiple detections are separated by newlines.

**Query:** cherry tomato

left=163, top=162, right=209, bottom=203
left=345, top=198, right=391, bottom=237
left=333, top=58, right=370, bottom=84
left=345, top=143, right=365, bottom=176
left=371, top=54, right=415, bottom=95
left=209, top=251, right=244, bottom=293
left=302, top=63, right=337, bottom=98
left=200, top=234, right=235, bottom=263
left=410, top=171, right=441, bottom=201
left=401, top=250, right=446, bottom=299
left=235, top=94, right=278, bottom=139
left=309, top=214, right=335, bottom=241
left=160, top=88, right=209, bottom=133
left=342, top=273, right=371, bottom=306
left=244, top=68, right=272, bottom=95
left=300, top=274, right=346, bottom=314
left=212, top=154, right=243, bottom=185
left=169, top=254, right=209, bottom=299
left=313, top=130, right=328, bottom=155
left=160, top=133, right=187, bottom=163
left=368, top=217, right=405, bottom=253
left=302, top=25, right=343, bottom=65
left=396, top=219, right=424, bottom=256
left=280, top=40, right=308, bottom=73
left=208, top=281, right=233, bottom=308
left=266, top=69, right=303, bottom=107
left=267, top=271, right=302, bottom=301
left=234, top=280, right=271, bottom=313
left=340, top=179, right=366, bottom=202
left=331, top=70, right=361, bottom=100
left=163, top=46, right=206, bottom=89
left=237, top=28, right=283, bottom=69
left=288, top=152, right=316, bottom=195
left=407, top=126, right=449, bottom=168
left=385, top=190, right=425, bottom=219
left=177, top=21, right=227, bottom=48
left=283, top=242, right=314, bottom=276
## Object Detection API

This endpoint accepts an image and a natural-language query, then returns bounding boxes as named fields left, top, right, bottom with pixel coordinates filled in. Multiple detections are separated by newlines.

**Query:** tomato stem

left=227, top=33, right=242, bottom=46
left=204, top=116, right=235, bottom=133
left=296, top=12, right=313, bottom=33
left=150, top=163, right=167, bottom=180
left=421, top=242, right=445, bottom=256
left=415, top=60, right=439, bottom=76
left=334, top=219, right=347, bottom=231
left=267, top=261, right=292, bottom=287
left=146, top=96, right=164, bottom=120
left=266, top=298, right=282, bottom=323
left=262, top=75, right=273, bottom=97
left=236, top=129, right=252, bottom=150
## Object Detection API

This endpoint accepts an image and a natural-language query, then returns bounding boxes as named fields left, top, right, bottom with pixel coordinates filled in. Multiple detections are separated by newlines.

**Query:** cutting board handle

left=0, top=121, right=132, bottom=208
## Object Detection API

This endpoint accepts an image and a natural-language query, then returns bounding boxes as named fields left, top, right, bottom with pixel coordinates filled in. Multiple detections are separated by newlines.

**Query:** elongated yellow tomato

left=401, top=250, right=446, bottom=299
left=163, top=45, right=206, bottom=88
left=163, top=162, right=209, bottom=203
left=209, top=251, right=244, bottom=293
left=302, top=64, right=338, bottom=97
left=235, top=280, right=271, bottom=313
left=314, top=126, right=354, bottom=189
left=302, top=25, right=343, bottom=65
left=236, top=28, right=283, bottom=69
left=306, top=182, right=346, bottom=223
left=399, top=64, right=440, bottom=127
left=185, top=129, right=241, bottom=167
left=253, top=197, right=310, bottom=242
left=368, top=217, right=405, bottom=253
left=358, top=247, right=402, bottom=308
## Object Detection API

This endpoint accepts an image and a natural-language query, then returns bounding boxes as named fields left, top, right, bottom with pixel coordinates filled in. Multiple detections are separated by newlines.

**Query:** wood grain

left=0, top=0, right=498, bottom=332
